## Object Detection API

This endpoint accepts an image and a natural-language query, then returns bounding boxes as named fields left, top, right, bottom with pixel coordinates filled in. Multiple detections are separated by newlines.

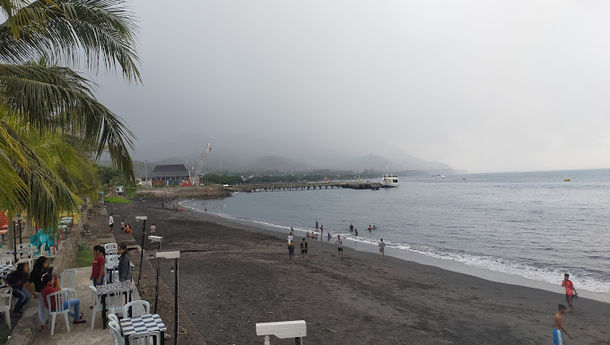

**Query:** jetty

left=227, top=181, right=381, bottom=193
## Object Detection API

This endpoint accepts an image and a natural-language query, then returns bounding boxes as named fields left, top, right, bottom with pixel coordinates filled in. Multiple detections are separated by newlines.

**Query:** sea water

left=182, top=169, right=610, bottom=295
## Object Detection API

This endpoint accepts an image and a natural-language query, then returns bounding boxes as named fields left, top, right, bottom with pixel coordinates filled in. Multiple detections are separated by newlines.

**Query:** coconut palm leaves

left=0, top=0, right=140, bottom=227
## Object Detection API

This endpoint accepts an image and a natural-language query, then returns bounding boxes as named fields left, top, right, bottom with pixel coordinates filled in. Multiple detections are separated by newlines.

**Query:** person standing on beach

left=108, top=214, right=114, bottom=232
left=379, top=238, right=386, bottom=258
left=301, top=238, right=308, bottom=260
left=336, top=235, right=343, bottom=257
left=288, top=229, right=294, bottom=244
left=562, top=274, right=577, bottom=312
left=355, top=228, right=358, bottom=236
left=315, top=220, right=319, bottom=229
left=553, top=304, right=572, bottom=344
left=150, top=223, right=157, bottom=234
left=120, top=220, right=125, bottom=232
left=327, top=232, right=331, bottom=242
left=288, top=241, right=295, bottom=264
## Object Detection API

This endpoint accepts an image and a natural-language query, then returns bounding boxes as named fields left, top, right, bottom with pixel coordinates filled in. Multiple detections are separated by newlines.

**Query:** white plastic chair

left=0, top=257, right=13, bottom=265
left=108, top=320, right=126, bottom=345
left=90, top=286, right=127, bottom=330
left=39, top=243, right=52, bottom=257
left=89, top=285, right=104, bottom=330
left=0, top=287, right=12, bottom=328
left=107, top=291, right=127, bottom=316
left=105, top=254, right=120, bottom=283
left=46, top=289, right=71, bottom=335
left=60, top=269, right=78, bottom=300
left=17, top=258, right=33, bottom=271
left=129, top=331, right=161, bottom=345
left=123, top=300, right=150, bottom=318
left=108, top=313, right=120, bottom=325
left=105, top=243, right=118, bottom=255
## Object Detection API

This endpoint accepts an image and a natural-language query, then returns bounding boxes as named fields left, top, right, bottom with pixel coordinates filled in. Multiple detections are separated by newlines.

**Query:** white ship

left=381, top=173, right=399, bottom=188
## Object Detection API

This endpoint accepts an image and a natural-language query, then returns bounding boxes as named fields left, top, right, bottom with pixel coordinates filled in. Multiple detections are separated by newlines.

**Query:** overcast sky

left=95, top=0, right=610, bottom=173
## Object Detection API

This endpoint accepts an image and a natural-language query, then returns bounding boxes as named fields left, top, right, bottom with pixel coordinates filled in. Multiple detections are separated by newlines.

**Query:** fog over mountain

left=96, top=0, right=610, bottom=173
left=133, top=144, right=452, bottom=177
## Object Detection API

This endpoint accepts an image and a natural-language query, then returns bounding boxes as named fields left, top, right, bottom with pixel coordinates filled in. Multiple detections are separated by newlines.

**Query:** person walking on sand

left=336, top=235, right=344, bottom=257
left=562, top=274, right=577, bottom=312
left=108, top=214, right=114, bottom=232
left=301, top=238, right=309, bottom=260
left=379, top=238, right=386, bottom=258
left=288, top=240, right=295, bottom=264
left=288, top=230, right=294, bottom=244
left=553, top=304, right=572, bottom=344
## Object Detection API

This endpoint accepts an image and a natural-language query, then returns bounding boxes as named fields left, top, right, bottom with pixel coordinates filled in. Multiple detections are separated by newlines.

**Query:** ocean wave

left=181, top=200, right=610, bottom=293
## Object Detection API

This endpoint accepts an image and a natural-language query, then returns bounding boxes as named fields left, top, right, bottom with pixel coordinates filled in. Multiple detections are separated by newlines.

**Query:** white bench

left=256, top=320, right=306, bottom=344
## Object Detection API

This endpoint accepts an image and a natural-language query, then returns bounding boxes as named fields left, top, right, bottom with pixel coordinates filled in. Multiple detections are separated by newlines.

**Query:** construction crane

left=188, top=143, right=212, bottom=185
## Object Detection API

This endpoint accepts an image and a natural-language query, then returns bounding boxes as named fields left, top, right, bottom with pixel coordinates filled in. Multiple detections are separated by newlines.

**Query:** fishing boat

left=381, top=173, right=399, bottom=188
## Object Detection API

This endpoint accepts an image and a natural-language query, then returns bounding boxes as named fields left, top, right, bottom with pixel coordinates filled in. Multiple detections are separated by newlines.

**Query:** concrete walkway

left=17, top=266, right=142, bottom=345
left=9, top=205, right=142, bottom=345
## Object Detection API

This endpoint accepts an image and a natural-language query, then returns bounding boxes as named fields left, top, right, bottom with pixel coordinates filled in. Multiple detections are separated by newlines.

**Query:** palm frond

left=0, top=119, right=77, bottom=227
left=0, top=0, right=140, bottom=81
left=0, top=63, right=135, bottom=180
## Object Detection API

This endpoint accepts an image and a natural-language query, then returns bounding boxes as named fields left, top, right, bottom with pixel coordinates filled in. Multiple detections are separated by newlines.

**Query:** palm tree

left=0, top=0, right=140, bottom=227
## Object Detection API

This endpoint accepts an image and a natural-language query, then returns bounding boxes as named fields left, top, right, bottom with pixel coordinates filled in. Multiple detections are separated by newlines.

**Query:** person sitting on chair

left=40, top=273, right=86, bottom=324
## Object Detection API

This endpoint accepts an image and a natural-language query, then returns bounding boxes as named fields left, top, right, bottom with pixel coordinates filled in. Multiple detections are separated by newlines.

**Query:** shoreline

left=109, top=199, right=610, bottom=344
left=181, top=201, right=610, bottom=304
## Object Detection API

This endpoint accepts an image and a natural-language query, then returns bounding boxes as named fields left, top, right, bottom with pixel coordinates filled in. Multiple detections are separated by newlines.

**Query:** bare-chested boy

left=553, top=304, right=572, bottom=345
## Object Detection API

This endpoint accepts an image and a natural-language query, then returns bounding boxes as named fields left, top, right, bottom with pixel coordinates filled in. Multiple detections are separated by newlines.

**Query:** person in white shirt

left=108, top=214, right=114, bottom=232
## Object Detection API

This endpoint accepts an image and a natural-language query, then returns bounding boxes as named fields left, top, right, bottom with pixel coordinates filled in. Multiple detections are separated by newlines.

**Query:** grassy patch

left=76, top=246, right=93, bottom=267
left=105, top=196, right=130, bottom=204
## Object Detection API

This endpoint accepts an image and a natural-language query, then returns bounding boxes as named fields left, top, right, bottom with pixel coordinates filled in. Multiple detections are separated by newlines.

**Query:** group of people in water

left=287, top=222, right=388, bottom=263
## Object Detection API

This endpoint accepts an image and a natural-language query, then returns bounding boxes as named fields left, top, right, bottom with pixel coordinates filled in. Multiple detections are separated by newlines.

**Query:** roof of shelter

left=150, top=164, right=189, bottom=178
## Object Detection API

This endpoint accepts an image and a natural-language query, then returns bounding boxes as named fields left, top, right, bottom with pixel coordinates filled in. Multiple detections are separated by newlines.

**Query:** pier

left=226, top=181, right=381, bottom=193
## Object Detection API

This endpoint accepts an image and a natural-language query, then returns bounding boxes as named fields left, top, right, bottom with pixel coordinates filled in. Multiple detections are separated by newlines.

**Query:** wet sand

left=108, top=200, right=610, bottom=345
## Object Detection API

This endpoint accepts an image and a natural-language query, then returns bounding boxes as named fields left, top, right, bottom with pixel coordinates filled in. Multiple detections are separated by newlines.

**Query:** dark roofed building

left=150, top=164, right=189, bottom=186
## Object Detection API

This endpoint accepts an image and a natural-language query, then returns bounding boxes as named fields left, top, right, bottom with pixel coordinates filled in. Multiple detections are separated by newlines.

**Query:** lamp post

left=148, top=235, right=163, bottom=313
left=17, top=216, right=23, bottom=245
left=11, top=220, right=17, bottom=263
left=156, top=251, right=180, bottom=345
left=135, top=216, right=147, bottom=286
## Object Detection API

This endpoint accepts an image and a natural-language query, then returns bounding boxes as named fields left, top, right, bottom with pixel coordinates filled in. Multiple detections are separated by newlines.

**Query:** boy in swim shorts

left=553, top=304, right=572, bottom=344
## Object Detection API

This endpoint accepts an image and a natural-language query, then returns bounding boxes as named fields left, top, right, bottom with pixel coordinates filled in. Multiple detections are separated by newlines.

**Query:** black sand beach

left=108, top=200, right=610, bottom=345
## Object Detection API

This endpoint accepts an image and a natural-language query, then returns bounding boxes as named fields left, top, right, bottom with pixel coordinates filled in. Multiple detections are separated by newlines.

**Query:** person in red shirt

left=562, top=273, right=577, bottom=312
left=40, top=273, right=86, bottom=324
left=90, top=245, right=106, bottom=287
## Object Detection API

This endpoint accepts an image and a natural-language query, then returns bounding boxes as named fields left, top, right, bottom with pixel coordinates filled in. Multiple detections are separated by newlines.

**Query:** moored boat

left=381, top=173, right=399, bottom=188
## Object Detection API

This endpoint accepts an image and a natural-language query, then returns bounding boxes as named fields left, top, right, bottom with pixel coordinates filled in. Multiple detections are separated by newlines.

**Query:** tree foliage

left=0, top=0, right=140, bottom=227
